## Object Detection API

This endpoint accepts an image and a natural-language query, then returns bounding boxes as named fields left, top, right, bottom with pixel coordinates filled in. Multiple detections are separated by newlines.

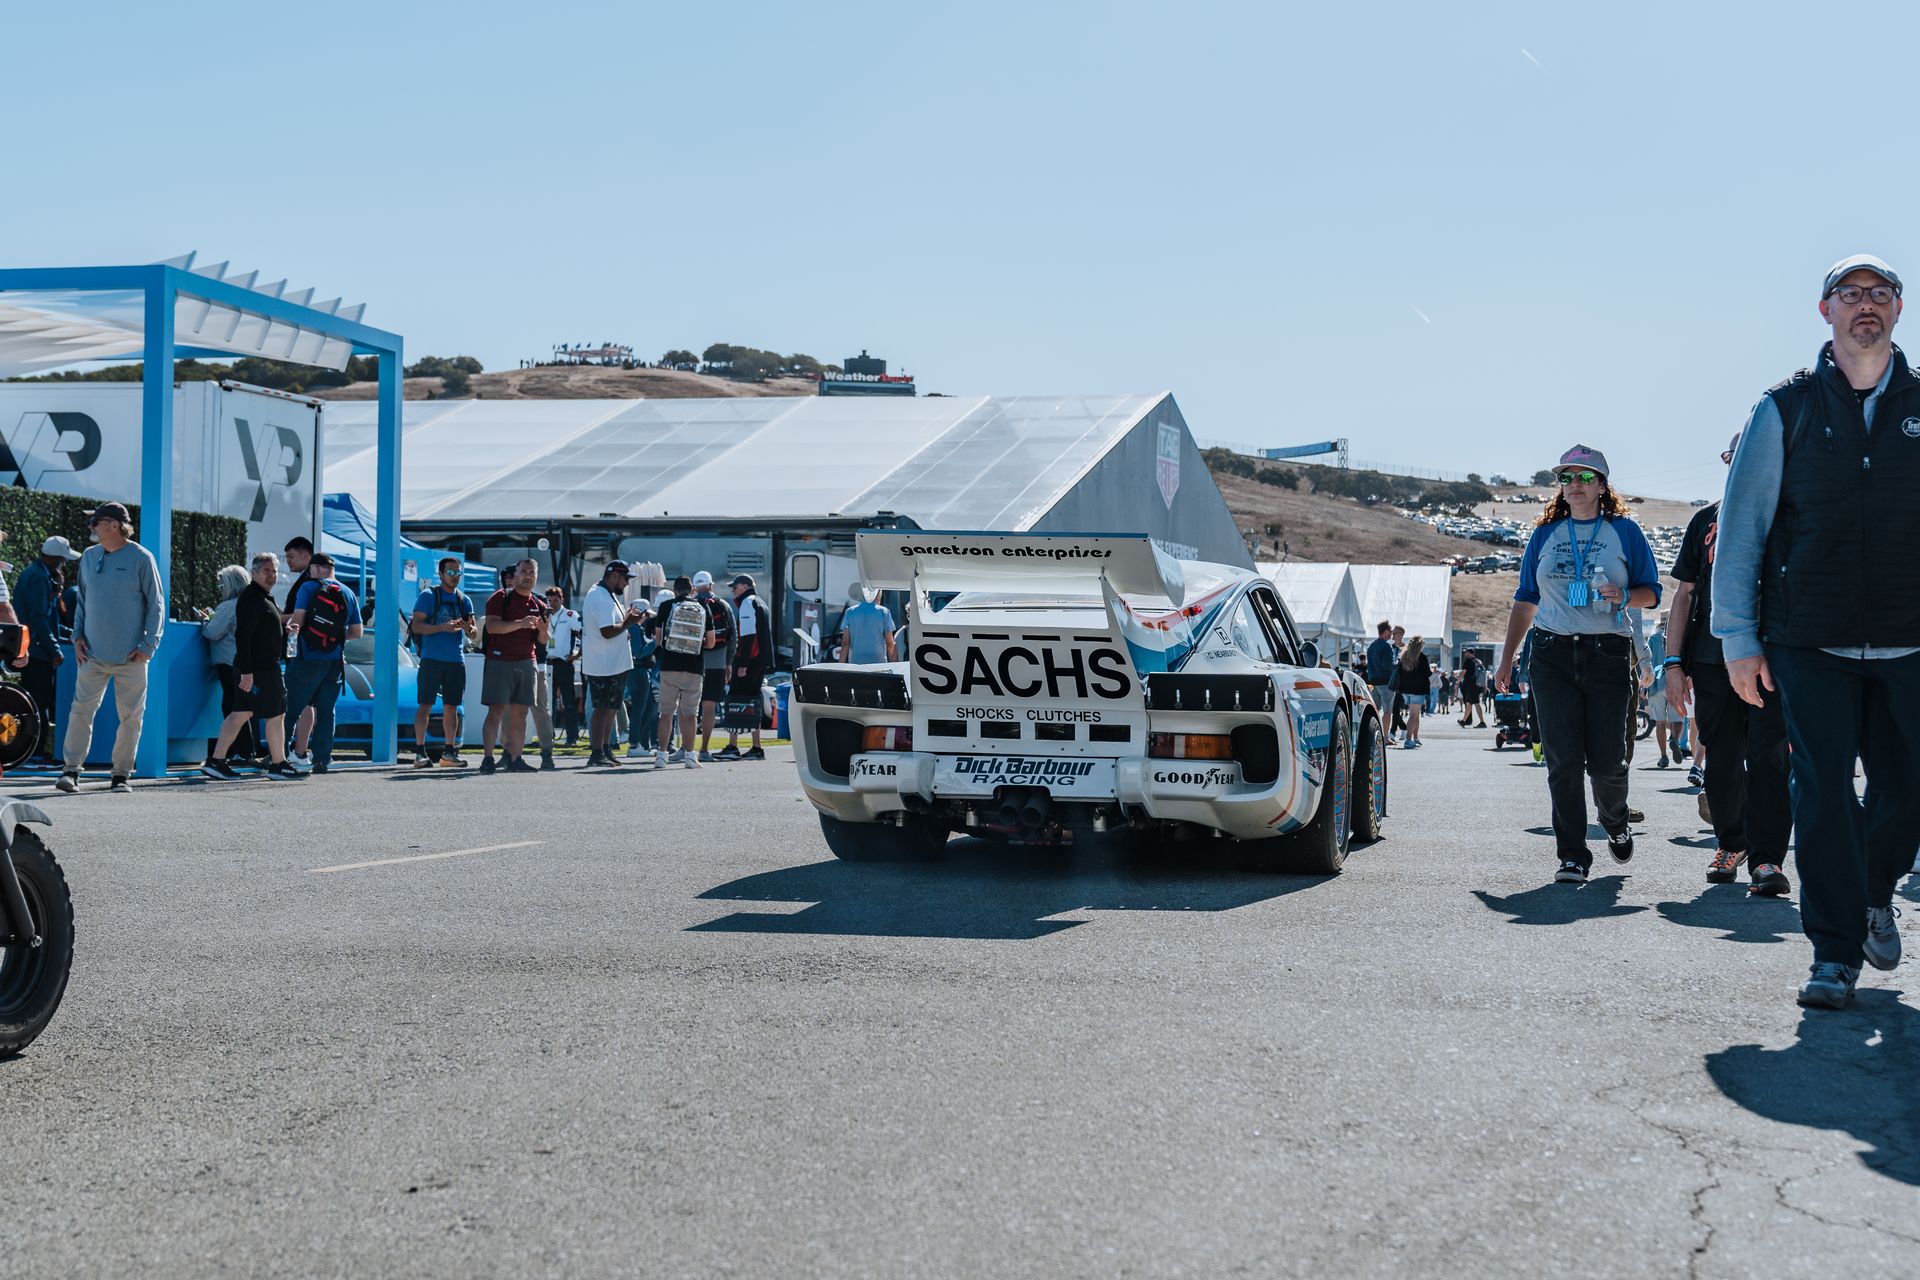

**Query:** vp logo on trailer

left=0, top=412, right=103, bottom=489
left=233, top=417, right=305, bottom=522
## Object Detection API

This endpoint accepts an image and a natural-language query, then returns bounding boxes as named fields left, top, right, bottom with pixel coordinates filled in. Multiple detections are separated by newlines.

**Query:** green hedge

left=0, top=489, right=247, bottom=620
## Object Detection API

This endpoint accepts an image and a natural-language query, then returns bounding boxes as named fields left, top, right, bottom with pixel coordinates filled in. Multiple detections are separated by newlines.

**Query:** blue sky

left=7, top=1, right=1915, bottom=498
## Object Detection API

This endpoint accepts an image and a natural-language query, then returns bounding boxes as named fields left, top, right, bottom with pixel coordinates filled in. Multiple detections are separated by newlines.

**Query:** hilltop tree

left=661, top=349, right=697, bottom=367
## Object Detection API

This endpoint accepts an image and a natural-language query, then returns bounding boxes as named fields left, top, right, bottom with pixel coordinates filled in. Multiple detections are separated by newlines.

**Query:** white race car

left=791, top=532, right=1388, bottom=873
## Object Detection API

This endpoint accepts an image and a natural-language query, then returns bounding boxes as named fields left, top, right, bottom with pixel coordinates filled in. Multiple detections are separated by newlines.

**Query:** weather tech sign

left=818, top=371, right=916, bottom=397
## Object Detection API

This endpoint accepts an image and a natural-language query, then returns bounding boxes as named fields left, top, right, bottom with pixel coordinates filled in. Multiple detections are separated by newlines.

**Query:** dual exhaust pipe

left=994, top=787, right=1053, bottom=830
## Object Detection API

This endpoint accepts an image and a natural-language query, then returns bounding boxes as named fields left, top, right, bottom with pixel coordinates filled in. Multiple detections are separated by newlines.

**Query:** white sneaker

left=292, top=750, right=312, bottom=769
left=654, top=751, right=668, bottom=770
left=625, top=746, right=647, bottom=760
left=1865, top=904, right=1903, bottom=971
left=670, top=750, right=701, bottom=769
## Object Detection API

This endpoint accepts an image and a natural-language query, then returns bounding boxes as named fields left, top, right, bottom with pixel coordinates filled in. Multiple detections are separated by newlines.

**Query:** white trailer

left=0, top=379, right=322, bottom=555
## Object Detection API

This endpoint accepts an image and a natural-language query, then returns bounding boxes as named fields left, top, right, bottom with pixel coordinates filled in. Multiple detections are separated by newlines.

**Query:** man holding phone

left=411, top=557, right=475, bottom=768
left=581, top=561, right=644, bottom=766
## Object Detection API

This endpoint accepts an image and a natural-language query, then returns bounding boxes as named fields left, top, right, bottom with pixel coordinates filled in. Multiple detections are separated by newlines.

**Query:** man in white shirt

left=543, top=586, right=582, bottom=747
left=580, top=561, right=643, bottom=767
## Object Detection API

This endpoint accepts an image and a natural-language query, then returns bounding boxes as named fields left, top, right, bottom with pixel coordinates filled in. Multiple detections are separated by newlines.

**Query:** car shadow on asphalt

left=1472, top=875, right=1646, bottom=924
left=689, top=838, right=1334, bottom=940
left=1654, top=884, right=1799, bottom=944
left=1706, top=988, right=1920, bottom=1187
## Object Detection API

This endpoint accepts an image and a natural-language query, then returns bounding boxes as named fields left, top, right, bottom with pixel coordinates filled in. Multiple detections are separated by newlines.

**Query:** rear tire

left=1351, top=710, right=1386, bottom=844
left=1238, top=708, right=1352, bottom=875
left=819, top=812, right=948, bottom=862
left=0, top=828, right=74, bottom=1056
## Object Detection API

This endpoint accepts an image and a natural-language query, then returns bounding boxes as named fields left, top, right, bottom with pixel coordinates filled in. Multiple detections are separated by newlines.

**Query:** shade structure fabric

left=323, top=394, right=1158, bottom=525
left=1259, top=561, right=1367, bottom=647
left=1346, top=564, right=1454, bottom=658
left=0, top=253, right=365, bottom=376
left=320, top=491, right=499, bottom=594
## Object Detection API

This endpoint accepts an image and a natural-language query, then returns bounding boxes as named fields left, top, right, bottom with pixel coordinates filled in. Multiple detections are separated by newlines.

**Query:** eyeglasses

left=1720, top=449, right=1735, bottom=465
left=1557, top=471, right=1599, bottom=486
left=443, top=568, right=462, bottom=577
left=1829, top=284, right=1898, bottom=306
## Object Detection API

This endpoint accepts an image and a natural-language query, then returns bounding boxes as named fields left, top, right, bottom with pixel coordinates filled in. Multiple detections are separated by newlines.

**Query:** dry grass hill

left=308, top=364, right=817, bottom=401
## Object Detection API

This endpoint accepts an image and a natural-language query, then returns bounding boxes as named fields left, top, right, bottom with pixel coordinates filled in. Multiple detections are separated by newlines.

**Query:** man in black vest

left=1715, top=253, right=1919, bottom=1010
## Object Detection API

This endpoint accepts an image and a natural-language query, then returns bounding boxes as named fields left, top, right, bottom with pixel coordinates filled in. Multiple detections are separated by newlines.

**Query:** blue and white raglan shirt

left=1514, top=515, right=1663, bottom=637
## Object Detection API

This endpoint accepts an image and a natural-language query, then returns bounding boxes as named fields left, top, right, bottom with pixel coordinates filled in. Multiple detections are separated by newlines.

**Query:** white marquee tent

left=1348, top=564, right=1454, bottom=661
left=1258, top=561, right=1367, bottom=653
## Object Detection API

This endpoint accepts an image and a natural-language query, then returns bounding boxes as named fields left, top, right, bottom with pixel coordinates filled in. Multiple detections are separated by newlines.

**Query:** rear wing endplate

left=855, top=531, right=1186, bottom=605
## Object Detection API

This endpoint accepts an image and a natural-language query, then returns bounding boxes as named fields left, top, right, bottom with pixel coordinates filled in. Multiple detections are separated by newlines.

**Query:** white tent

left=1259, top=561, right=1367, bottom=653
left=1348, top=564, right=1454, bottom=661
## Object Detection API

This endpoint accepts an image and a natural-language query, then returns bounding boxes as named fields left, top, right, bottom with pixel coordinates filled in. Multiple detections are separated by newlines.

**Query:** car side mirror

left=1299, top=640, right=1321, bottom=670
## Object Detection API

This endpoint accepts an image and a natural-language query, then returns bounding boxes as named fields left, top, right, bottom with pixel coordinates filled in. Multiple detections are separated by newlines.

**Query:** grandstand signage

left=1157, top=421, right=1181, bottom=508
left=819, top=371, right=916, bottom=398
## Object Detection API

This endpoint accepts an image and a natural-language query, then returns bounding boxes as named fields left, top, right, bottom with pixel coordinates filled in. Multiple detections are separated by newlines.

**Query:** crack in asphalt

left=1592, top=1073, right=1721, bottom=1278
left=1773, top=1155, right=1920, bottom=1248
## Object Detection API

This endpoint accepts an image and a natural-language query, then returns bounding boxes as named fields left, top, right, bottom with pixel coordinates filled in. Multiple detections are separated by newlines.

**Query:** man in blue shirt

left=283, top=552, right=363, bottom=775
left=1364, top=621, right=1396, bottom=723
left=13, top=535, right=79, bottom=761
left=410, top=557, right=474, bottom=768
left=837, top=587, right=896, bottom=664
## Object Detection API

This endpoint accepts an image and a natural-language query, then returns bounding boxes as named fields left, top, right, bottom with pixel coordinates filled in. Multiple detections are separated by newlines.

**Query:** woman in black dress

left=1398, top=636, right=1433, bottom=748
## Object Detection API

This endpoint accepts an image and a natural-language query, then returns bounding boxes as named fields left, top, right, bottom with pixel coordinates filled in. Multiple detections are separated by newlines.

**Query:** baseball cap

left=654, top=588, right=675, bottom=606
left=85, top=501, right=131, bottom=525
left=691, top=570, right=714, bottom=588
left=1822, top=254, right=1902, bottom=297
left=730, top=573, right=754, bottom=588
left=41, top=536, right=80, bottom=559
left=1552, top=444, right=1610, bottom=478
left=605, top=559, right=631, bottom=575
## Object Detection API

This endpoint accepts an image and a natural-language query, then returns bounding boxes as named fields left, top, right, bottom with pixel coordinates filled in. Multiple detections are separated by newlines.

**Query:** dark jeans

left=1528, top=630, right=1633, bottom=866
left=626, top=665, right=658, bottom=749
left=549, top=657, right=579, bottom=742
left=283, top=657, right=344, bottom=768
left=1690, top=660, right=1790, bottom=867
left=1766, top=644, right=1920, bottom=967
left=213, top=661, right=259, bottom=758
left=21, top=657, right=56, bottom=758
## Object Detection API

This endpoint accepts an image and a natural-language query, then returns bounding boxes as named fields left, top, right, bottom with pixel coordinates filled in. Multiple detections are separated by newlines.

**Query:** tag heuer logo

left=1904, top=417, right=1920, bottom=438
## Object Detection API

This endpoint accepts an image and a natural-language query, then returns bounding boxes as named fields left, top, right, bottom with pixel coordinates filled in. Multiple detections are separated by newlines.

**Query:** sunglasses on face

left=1558, top=471, right=1599, bottom=486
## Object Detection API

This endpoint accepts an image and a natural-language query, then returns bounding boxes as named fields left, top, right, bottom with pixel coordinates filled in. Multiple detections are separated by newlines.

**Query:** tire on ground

left=818, top=812, right=949, bottom=862
left=1351, top=708, right=1386, bottom=845
left=1237, top=707, right=1352, bottom=875
left=0, top=828, right=75, bottom=1056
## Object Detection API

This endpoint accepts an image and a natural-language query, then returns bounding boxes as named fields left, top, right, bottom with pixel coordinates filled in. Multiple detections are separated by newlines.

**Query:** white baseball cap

left=41, top=536, right=80, bottom=559
left=691, top=570, right=714, bottom=588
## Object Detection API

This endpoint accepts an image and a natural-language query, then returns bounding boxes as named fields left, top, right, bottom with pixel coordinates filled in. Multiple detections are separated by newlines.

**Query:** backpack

left=301, top=580, right=352, bottom=655
left=664, top=597, right=708, bottom=655
left=412, top=587, right=469, bottom=654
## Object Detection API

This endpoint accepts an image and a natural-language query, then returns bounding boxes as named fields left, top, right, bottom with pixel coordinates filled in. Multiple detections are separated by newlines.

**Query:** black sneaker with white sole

left=201, top=758, right=241, bottom=782
left=1607, top=829, right=1635, bottom=863
left=265, top=762, right=304, bottom=781
left=109, top=776, right=131, bottom=793
left=1554, top=860, right=1589, bottom=884
left=55, top=772, right=79, bottom=794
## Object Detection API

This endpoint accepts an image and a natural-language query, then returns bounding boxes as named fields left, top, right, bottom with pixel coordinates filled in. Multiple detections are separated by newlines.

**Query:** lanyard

left=1565, top=520, right=1593, bottom=584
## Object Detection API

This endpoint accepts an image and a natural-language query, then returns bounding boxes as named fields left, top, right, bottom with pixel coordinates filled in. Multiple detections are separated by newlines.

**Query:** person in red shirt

left=479, top=558, right=550, bottom=774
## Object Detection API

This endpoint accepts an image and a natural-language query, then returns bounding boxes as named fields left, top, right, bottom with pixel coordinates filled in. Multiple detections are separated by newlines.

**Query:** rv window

left=790, top=554, right=821, bottom=593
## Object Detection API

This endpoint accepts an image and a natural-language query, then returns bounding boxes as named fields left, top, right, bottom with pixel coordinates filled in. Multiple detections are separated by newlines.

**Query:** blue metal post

left=136, top=271, right=175, bottom=779
left=372, top=342, right=403, bottom=763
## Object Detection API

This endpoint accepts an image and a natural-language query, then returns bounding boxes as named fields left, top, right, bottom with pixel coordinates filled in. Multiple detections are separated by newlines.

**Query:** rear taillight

left=1147, top=732, right=1233, bottom=760
left=861, top=725, right=914, bottom=751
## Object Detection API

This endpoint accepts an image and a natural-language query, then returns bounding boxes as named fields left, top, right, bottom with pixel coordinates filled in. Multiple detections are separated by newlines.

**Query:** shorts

left=730, top=661, right=766, bottom=703
left=586, top=672, right=628, bottom=707
left=417, top=657, right=467, bottom=708
left=702, top=668, right=728, bottom=703
left=245, top=667, right=287, bottom=720
left=481, top=658, right=537, bottom=707
left=660, top=669, right=703, bottom=727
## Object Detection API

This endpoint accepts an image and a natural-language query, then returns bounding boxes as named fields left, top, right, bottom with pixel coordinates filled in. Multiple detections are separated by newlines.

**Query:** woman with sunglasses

left=1494, top=446, right=1663, bottom=884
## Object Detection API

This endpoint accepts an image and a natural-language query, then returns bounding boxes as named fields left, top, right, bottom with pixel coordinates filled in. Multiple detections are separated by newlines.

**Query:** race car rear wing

left=854, top=531, right=1187, bottom=605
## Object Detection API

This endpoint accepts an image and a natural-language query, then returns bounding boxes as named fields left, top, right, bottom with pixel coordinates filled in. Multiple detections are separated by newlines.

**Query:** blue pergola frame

left=0, top=262, right=405, bottom=776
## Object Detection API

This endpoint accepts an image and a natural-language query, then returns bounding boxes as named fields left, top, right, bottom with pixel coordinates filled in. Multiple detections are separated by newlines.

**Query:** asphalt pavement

left=1, top=722, right=1915, bottom=1279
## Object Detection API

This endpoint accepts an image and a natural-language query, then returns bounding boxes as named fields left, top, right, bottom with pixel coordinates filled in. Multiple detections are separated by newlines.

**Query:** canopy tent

left=319, top=392, right=1252, bottom=566
left=1258, top=561, right=1367, bottom=653
left=0, top=254, right=406, bottom=774
left=320, top=491, right=499, bottom=598
left=1347, top=564, right=1454, bottom=660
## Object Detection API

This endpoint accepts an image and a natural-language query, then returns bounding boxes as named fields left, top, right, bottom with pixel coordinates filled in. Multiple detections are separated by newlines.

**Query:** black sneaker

left=1607, top=829, right=1635, bottom=864
left=310, top=763, right=330, bottom=775
left=201, top=758, right=241, bottom=782
left=1706, top=848, right=1743, bottom=884
left=1627, top=807, right=1646, bottom=824
left=1749, top=863, right=1791, bottom=898
left=479, top=756, right=497, bottom=775
left=741, top=747, right=765, bottom=761
left=1555, top=860, right=1589, bottom=884
left=109, top=775, right=131, bottom=793
left=540, top=753, right=557, bottom=772
left=505, top=757, right=538, bottom=774
left=265, top=762, right=304, bottom=781
left=715, top=745, right=741, bottom=760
